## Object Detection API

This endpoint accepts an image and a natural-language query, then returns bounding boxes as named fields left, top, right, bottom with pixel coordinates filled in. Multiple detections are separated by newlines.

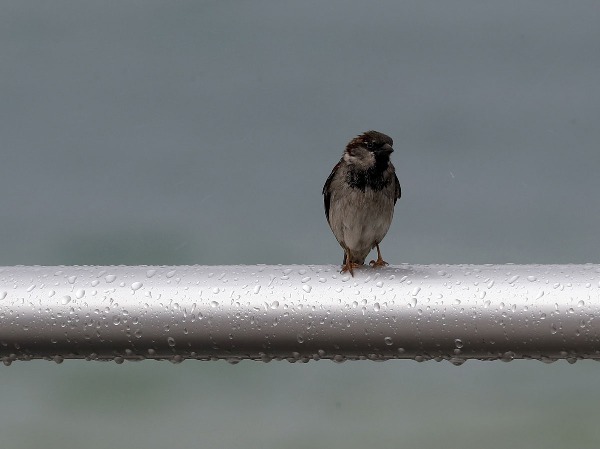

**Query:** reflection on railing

left=1, top=264, right=599, bottom=365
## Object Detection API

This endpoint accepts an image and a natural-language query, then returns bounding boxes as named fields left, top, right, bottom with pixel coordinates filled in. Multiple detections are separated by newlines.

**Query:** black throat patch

left=346, top=162, right=390, bottom=192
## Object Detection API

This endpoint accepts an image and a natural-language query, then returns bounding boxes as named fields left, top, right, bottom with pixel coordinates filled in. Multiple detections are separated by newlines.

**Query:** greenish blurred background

left=1, top=1, right=599, bottom=448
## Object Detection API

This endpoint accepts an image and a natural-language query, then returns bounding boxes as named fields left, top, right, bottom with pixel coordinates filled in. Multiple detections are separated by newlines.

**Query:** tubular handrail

left=1, top=264, right=599, bottom=365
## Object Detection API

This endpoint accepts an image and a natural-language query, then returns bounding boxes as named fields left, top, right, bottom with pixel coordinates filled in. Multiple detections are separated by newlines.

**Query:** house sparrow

left=322, top=131, right=401, bottom=276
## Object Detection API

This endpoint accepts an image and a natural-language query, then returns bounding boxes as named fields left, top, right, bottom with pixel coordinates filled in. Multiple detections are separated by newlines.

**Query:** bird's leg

left=369, top=244, right=389, bottom=268
left=341, top=249, right=361, bottom=276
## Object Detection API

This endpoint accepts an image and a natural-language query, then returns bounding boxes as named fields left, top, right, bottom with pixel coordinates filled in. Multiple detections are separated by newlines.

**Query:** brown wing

left=322, top=160, right=342, bottom=224
left=394, top=172, right=401, bottom=204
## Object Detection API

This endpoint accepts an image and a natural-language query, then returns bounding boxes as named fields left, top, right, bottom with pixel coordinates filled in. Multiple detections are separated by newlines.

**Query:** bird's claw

left=369, top=259, right=389, bottom=268
left=341, top=262, right=361, bottom=276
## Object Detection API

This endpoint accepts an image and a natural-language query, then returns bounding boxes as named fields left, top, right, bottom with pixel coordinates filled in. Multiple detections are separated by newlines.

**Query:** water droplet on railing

left=508, top=275, right=520, bottom=284
left=535, top=291, right=545, bottom=300
left=502, top=351, right=515, bottom=362
left=450, top=357, right=466, bottom=366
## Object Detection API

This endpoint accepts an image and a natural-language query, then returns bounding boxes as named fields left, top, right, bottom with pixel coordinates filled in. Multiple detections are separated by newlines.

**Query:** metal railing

left=1, top=264, right=599, bottom=365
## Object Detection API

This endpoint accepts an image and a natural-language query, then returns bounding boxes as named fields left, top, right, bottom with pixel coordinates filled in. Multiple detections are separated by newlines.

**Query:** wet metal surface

left=1, top=264, right=599, bottom=364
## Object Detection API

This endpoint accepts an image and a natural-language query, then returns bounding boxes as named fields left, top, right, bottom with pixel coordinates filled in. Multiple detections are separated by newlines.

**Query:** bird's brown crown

left=346, top=130, right=393, bottom=153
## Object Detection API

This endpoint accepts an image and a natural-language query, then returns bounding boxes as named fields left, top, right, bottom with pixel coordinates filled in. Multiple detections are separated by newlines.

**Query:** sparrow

left=322, top=130, right=401, bottom=276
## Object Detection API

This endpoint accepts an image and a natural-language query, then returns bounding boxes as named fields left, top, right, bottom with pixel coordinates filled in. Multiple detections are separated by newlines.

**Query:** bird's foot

left=341, top=261, right=362, bottom=276
left=369, top=258, right=389, bottom=268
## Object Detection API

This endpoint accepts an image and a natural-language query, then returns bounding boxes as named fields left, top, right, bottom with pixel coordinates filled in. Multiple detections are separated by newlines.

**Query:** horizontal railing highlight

left=1, top=264, right=599, bottom=365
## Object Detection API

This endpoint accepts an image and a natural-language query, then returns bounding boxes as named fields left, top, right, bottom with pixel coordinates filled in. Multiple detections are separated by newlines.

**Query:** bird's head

left=343, top=130, right=394, bottom=170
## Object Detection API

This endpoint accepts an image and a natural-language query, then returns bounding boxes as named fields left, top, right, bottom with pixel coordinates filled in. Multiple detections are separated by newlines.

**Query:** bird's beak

left=377, top=143, right=394, bottom=155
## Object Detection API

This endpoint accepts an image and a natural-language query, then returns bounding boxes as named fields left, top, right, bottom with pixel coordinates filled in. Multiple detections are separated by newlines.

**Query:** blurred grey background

left=1, top=1, right=599, bottom=448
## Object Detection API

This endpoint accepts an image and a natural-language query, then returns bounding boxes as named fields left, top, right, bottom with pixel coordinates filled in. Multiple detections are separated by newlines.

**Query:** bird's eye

left=366, top=141, right=374, bottom=150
